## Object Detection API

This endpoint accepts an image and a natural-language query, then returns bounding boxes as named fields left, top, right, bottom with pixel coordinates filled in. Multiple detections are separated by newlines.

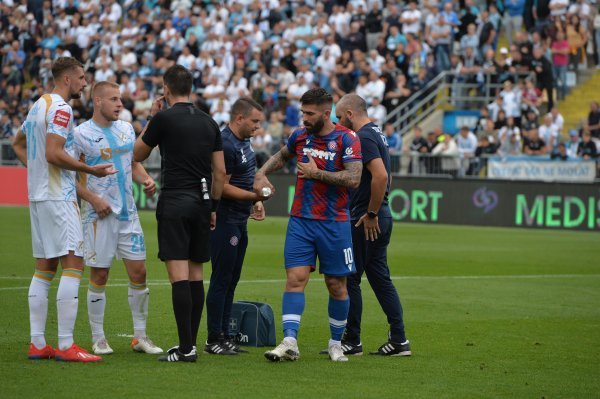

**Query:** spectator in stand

left=474, top=135, right=498, bottom=174
left=385, top=123, right=402, bottom=155
left=401, top=1, right=422, bottom=37
left=365, top=2, right=384, bottom=51
left=499, top=117, right=521, bottom=143
left=565, top=129, right=581, bottom=158
left=551, top=142, right=569, bottom=160
left=524, top=129, right=548, bottom=155
left=432, top=132, right=460, bottom=177
left=499, top=129, right=523, bottom=156
left=503, top=0, right=526, bottom=46
left=539, top=113, right=559, bottom=153
left=499, top=80, right=522, bottom=127
left=551, top=30, right=570, bottom=100
left=587, top=101, right=600, bottom=139
left=429, top=15, right=452, bottom=72
left=566, top=14, right=588, bottom=71
left=456, top=126, right=478, bottom=175
left=367, top=98, right=387, bottom=128
left=531, top=46, right=555, bottom=111
left=550, top=107, right=565, bottom=135
left=522, top=110, right=540, bottom=139
left=522, top=79, right=542, bottom=115
left=577, top=130, right=598, bottom=159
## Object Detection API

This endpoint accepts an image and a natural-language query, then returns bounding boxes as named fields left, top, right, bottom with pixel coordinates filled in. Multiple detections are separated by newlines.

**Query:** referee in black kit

left=204, top=98, right=268, bottom=356
left=134, top=65, right=226, bottom=363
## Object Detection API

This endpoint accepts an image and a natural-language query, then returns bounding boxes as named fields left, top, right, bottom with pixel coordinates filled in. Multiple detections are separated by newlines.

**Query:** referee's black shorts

left=156, top=190, right=211, bottom=263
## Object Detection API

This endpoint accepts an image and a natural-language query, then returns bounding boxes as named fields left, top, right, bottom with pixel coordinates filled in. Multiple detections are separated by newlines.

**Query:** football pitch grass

left=0, top=207, right=598, bottom=398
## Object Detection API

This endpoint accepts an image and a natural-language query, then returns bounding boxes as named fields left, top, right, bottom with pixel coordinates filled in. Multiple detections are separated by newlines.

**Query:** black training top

left=219, top=126, right=257, bottom=224
left=349, top=122, right=392, bottom=220
left=142, top=102, right=223, bottom=192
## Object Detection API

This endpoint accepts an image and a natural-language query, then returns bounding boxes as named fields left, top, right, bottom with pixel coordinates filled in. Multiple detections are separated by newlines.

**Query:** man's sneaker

left=224, top=336, right=248, bottom=354
left=328, top=343, right=349, bottom=362
left=204, top=341, right=238, bottom=355
left=158, top=347, right=197, bottom=362
left=131, top=337, right=163, bottom=354
left=166, top=345, right=196, bottom=355
left=369, top=340, right=412, bottom=356
left=264, top=339, right=300, bottom=362
left=55, top=344, right=102, bottom=362
left=319, top=341, right=363, bottom=356
left=28, top=343, right=55, bottom=360
left=92, top=338, right=114, bottom=355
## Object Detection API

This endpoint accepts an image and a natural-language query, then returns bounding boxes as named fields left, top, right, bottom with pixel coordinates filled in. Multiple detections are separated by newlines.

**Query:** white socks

left=128, top=284, right=149, bottom=339
left=87, top=282, right=106, bottom=343
left=29, top=270, right=55, bottom=349
left=56, top=269, right=83, bottom=350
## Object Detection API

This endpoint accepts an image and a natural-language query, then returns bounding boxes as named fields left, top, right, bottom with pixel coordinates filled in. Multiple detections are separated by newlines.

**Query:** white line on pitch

left=1, top=274, right=599, bottom=292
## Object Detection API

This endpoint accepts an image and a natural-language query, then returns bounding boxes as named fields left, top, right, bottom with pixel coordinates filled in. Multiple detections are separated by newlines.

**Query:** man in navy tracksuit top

left=335, top=93, right=411, bottom=356
left=205, top=98, right=267, bottom=355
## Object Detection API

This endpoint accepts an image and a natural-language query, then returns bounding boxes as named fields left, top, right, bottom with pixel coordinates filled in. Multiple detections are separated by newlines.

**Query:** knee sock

left=29, top=270, right=55, bottom=349
left=87, top=281, right=106, bottom=343
left=328, top=296, right=350, bottom=344
left=282, top=291, right=305, bottom=341
left=171, top=280, right=193, bottom=354
left=189, top=281, right=204, bottom=347
left=57, top=268, right=82, bottom=351
left=128, top=281, right=149, bottom=339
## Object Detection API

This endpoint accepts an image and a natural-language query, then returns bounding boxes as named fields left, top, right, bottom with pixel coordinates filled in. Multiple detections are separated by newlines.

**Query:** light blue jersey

left=74, top=119, right=138, bottom=223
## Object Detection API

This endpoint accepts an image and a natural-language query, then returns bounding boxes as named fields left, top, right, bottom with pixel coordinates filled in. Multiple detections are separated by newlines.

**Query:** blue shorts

left=284, top=216, right=356, bottom=277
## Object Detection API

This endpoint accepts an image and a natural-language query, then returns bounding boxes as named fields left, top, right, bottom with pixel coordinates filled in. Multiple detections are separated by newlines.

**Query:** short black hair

left=164, top=65, right=192, bottom=97
left=300, top=88, right=333, bottom=107
left=231, top=97, right=264, bottom=119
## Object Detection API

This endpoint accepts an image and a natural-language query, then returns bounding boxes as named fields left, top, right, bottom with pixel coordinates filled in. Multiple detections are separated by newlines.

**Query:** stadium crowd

left=0, top=0, right=599, bottom=173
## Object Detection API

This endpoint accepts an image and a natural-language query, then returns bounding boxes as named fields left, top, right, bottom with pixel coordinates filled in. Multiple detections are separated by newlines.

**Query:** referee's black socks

left=190, top=280, right=205, bottom=347
left=171, top=280, right=193, bottom=354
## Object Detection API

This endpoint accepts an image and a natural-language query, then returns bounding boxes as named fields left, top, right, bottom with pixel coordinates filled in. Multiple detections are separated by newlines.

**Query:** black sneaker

left=319, top=341, right=363, bottom=356
left=166, top=345, right=196, bottom=355
left=224, top=337, right=248, bottom=354
left=369, top=340, right=411, bottom=356
left=204, top=341, right=238, bottom=355
left=158, top=347, right=197, bottom=362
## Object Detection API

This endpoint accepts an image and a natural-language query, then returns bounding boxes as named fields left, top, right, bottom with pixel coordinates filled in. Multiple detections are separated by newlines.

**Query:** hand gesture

left=253, top=173, right=274, bottom=198
left=142, top=176, right=156, bottom=196
left=89, top=163, right=117, bottom=178
left=92, top=196, right=112, bottom=219
left=355, top=213, right=381, bottom=241
left=297, top=154, right=318, bottom=179
left=150, top=95, right=165, bottom=117
left=250, top=201, right=266, bottom=221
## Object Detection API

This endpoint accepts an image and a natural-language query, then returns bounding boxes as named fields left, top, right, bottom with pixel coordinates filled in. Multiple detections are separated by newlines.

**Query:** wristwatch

left=367, top=211, right=378, bottom=219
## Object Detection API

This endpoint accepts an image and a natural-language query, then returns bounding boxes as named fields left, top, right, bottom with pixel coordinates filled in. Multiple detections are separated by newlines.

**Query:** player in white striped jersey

left=74, top=81, right=163, bottom=355
left=12, top=57, right=115, bottom=362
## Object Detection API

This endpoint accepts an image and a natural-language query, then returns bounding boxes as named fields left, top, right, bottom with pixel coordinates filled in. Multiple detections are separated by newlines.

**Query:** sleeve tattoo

left=314, top=161, right=362, bottom=188
left=258, top=146, right=293, bottom=175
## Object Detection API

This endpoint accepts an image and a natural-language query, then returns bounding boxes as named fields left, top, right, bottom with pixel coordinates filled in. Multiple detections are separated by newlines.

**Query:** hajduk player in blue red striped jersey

left=254, top=88, right=363, bottom=362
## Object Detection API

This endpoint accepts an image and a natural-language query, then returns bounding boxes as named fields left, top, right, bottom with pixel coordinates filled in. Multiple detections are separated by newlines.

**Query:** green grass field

left=0, top=207, right=599, bottom=398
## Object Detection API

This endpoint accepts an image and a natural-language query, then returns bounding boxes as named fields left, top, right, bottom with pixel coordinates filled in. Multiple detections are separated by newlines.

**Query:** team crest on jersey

left=327, top=141, right=338, bottom=151
left=230, top=236, right=239, bottom=246
left=54, top=110, right=70, bottom=128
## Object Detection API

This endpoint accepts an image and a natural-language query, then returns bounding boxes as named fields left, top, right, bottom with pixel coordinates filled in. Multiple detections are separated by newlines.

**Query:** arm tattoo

left=258, top=146, right=293, bottom=176
left=314, top=161, right=362, bottom=188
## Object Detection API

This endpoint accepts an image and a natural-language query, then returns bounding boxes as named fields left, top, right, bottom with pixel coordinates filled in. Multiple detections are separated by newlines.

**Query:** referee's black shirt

left=142, top=102, right=223, bottom=191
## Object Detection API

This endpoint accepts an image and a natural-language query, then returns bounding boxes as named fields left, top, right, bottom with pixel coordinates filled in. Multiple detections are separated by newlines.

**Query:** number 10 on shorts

left=343, top=247, right=353, bottom=269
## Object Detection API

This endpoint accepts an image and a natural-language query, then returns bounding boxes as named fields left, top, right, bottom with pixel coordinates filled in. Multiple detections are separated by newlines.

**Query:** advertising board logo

left=472, top=187, right=498, bottom=213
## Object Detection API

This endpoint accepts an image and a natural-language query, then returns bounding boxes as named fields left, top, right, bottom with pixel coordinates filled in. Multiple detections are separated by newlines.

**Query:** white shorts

left=83, top=215, right=146, bottom=268
left=30, top=200, right=84, bottom=259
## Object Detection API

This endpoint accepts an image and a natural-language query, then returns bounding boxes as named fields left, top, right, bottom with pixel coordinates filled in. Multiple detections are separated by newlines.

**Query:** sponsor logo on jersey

left=302, top=147, right=336, bottom=161
left=100, top=148, right=112, bottom=160
left=54, top=110, right=71, bottom=128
